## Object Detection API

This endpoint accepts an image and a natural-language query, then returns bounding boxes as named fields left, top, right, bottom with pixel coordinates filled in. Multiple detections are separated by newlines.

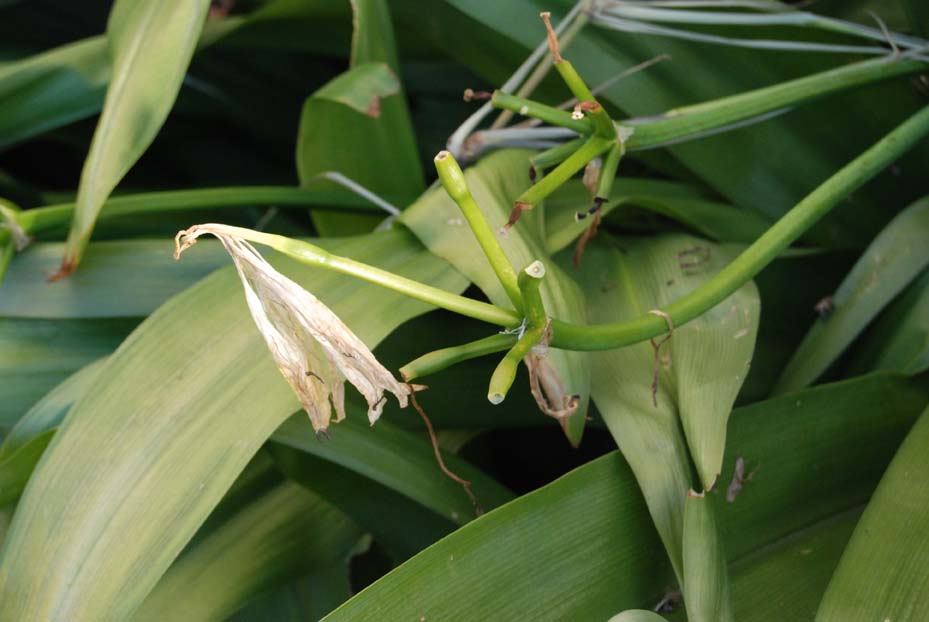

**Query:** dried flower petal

left=175, top=224, right=410, bottom=432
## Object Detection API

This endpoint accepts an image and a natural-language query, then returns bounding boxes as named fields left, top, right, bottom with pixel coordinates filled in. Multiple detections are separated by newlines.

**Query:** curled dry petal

left=175, top=224, right=410, bottom=432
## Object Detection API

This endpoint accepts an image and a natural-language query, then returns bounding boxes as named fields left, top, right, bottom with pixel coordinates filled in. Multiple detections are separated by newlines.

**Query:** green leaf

left=850, top=268, right=929, bottom=376
left=0, top=228, right=467, bottom=620
left=0, top=240, right=227, bottom=318
left=298, top=0, right=424, bottom=236
left=401, top=149, right=591, bottom=445
left=902, top=0, right=929, bottom=37
left=322, top=373, right=927, bottom=621
left=271, top=411, right=513, bottom=524
left=573, top=234, right=758, bottom=579
left=683, top=492, right=733, bottom=621
left=134, top=482, right=362, bottom=621
left=0, top=358, right=105, bottom=502
left=311, top=62, right=399, bottom=117
left=269, top=442, right=455, bottom=560
left=0, top=318, right=134, bottom=428
left=61, top=0, right=212, bottom=273
left=816, top=402, right=929, bottom=622
left=775, top=196, right=929, bottom=393
left=0, top=36, right=108, bottom=151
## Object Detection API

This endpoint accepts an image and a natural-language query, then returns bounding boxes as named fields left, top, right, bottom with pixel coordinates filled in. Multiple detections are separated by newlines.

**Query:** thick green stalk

left=594, top=142, right=624, bottom=203
left=17, top=186, right=386, bottom=236
left=189, top=225, right=521, bottom=328
left=488, top=261, right=547, bottom=403
left=491, top=91, right=593, bottom=134
left=625, top=56, right=926, bottom=150
left=400, top=334, right=516, bottom=381
left=434, top=151, right=523, bottom=310
left=551, top=104, right=929, bottom=350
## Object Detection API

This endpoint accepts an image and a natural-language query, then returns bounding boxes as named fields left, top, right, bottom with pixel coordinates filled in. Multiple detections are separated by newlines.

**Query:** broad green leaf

left=299, top=0, right=423, bottom=236
left=728, top=511, right=859, bottom=622
left=323, top=373, right=927, bottom=621
left=134, top=482, right=362, bottom=621
left=0, top=318, right=134, bottom=428
left=271, top=411, right=513, bottom=524
left=683, top=492, right=733, bottom=621
left=574, top=239, right=693, bottom=581
left=0, top=228, right=468, bottom=620
left=0, top=36, right=108, bottom=151
left=61, top=0, right=212, bottom=273
left=0, top=239, right=227, bottom=318
left=850, top=268, right=929, bottom=375
left=775, top=196, right=929, bottom=393
left=574, top=235, right=758, bottom=579
left=402, top=149, right=591, bottom=445
left=545, top=179, right=770, bottom=254
left=902, top=0, right=929, bottom=37
left=817, top=403, right=929, bottom=622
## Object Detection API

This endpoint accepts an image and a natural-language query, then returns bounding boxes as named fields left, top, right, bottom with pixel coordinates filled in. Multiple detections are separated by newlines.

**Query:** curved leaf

left=816, top=402, right=929, bottom=622
left=776, top=196, right=929, bottom=392
left=0, top=229, right=467, bottom=620
left=134, top=482, right=362, bottom=621
left=62, top=0, right=212, bottom=272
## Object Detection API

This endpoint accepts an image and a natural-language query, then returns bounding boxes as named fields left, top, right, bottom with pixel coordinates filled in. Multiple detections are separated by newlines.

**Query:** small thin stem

left=550, top=103, right=929, bottom=350
left=507, top=136, right=613, bottom=229
left=400, top=333, right=516, bottom=381
left=434, top=151, right=523, bottom=311
left=409, top=390, right=483, bottom=516
left=492, top=91, right=593, bottom=134
left=530, top=137, right=587, bottom=180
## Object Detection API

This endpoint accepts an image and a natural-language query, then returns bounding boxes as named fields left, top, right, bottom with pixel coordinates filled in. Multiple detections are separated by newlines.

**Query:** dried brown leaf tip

left=175, top=224, right=410, bottom=433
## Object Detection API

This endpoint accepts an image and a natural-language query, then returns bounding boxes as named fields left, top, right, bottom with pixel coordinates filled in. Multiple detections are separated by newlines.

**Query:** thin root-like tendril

left=409, top=388, right=484, bottom=516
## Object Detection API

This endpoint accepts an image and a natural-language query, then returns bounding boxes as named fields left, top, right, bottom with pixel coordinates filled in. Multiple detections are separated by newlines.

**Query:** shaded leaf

left=683, top=492, right=733, bottom=621
left=776, top=196, right=929, bottom=393
left=816, top=403, right=929, bottom=621
left=134, top=482, right=362, bottom=621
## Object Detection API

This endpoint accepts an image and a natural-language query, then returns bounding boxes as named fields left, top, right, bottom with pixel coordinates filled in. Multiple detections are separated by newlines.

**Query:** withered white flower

left=175, top=223, right=411, bottom=433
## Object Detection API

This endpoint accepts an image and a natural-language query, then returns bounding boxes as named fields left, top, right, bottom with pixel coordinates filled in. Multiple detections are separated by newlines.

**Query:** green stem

left=551, top=103, right=929, bottom=350
left=488, top=261, right=548, bottom=403
left=17, top=186, right=387, bottom=236
left=553, top=59, right=596, bottom=102
left=492, top=91, right=593, bottom=135
left=400, top=333, right=516, bottom=381
left=625, top=56, right=926, bottom=150
left=434, top=151, right=523, bottom=311
left=516, top=136, right=613, bottom=210
left=198, top=225, right=522, bottom=328
left=594, top=142, right=624, bottom=203
left=530, top=137, right=587, bottom=179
